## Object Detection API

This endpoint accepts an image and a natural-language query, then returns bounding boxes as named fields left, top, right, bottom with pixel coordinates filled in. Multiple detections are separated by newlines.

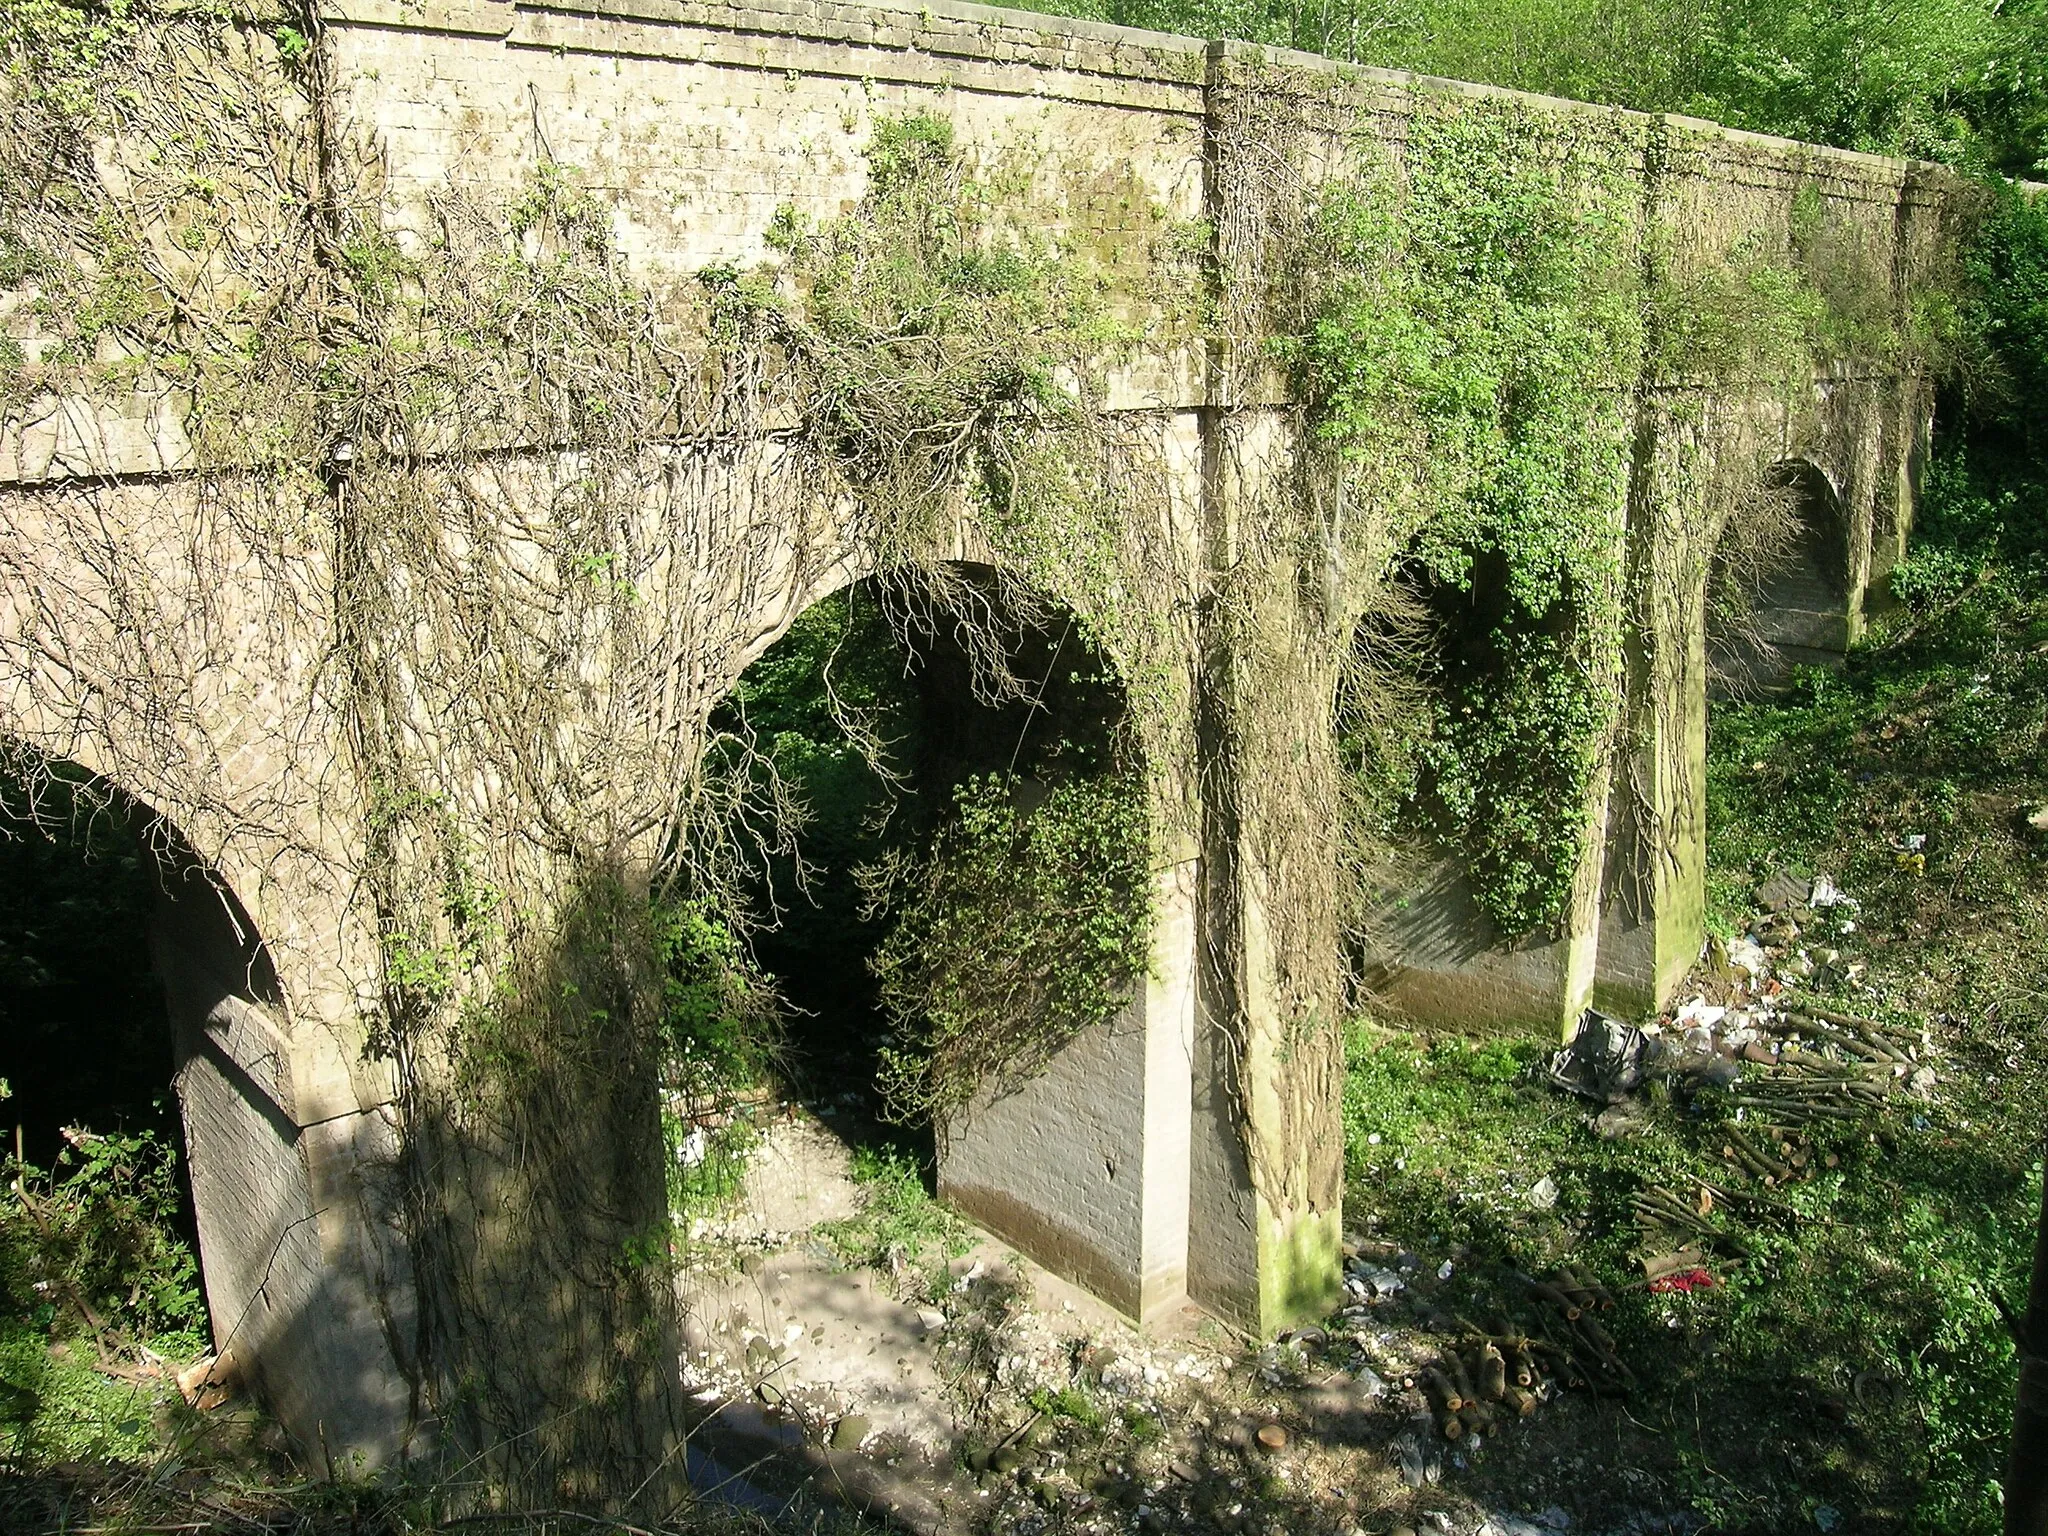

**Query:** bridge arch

left=1711, top=456, right=1855, bottom=692
left=1334, top=546, right=1609, bottom=1035
left=683, top=558, right=1196, bottom=1321
left=0, top=742, right=410, bottom=1461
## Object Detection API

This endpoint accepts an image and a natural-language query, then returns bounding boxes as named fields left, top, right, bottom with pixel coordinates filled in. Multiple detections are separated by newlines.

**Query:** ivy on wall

left=0, top=0, right=1973, bottom=1448
left=873, top=771, right=1153, bottom=1128
left=1286, top=101, right=1640, bottom=936
left=707, top=577, right=1155, bottom=1135
left=1283, top=94, right=1940, bottom=940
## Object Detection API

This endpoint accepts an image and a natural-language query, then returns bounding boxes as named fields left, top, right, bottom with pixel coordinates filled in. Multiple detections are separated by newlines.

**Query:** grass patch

left=666, top=1118, right=757, bottom=1227
left=1029, top=1383, right=1108, bottom=1431
left=2, top=1116, right=211, bottom=1468
left=817, top=1143, right=971, bottom=1292
left=1344, top=469, right=2048, bottom=1530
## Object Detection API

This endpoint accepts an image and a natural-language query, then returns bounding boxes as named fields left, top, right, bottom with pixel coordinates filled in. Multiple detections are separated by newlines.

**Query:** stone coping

left=317, top=0, right=1952, bottom=195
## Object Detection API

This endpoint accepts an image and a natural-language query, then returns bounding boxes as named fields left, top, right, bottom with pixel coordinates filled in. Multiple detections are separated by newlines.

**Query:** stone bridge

left=0, top=0, right=1951, bottom=1485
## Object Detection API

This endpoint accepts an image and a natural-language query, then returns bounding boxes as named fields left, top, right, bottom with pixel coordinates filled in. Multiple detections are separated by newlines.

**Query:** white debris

left=1361, top=1266, right=1405, bottom=1298
left=1809, top=875, right=1859, bottom=910
left=1725, top=936, right=1770, bottom=980
left=1675, top=996, right=1728, bottom=1028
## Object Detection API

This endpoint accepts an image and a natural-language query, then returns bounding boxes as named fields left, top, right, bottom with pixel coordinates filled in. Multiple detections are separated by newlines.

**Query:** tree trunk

left=2007, top=1147, right=2048, bottom=1534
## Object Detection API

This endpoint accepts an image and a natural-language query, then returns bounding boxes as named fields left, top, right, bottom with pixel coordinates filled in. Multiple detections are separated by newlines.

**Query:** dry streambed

left=671, top=1117, right=1660, bottom=1536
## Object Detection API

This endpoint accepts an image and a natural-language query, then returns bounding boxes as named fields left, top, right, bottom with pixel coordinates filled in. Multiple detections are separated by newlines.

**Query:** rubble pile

left=1549, top=871, right=1936, bottom=1132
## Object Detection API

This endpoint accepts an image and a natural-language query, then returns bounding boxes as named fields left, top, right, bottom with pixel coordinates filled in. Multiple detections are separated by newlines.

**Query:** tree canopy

left=1022, top=0, right=2048, bottom=174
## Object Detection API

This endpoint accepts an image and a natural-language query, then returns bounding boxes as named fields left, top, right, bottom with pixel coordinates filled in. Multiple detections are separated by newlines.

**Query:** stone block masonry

left=0, top=0, right=1957, bottom=1480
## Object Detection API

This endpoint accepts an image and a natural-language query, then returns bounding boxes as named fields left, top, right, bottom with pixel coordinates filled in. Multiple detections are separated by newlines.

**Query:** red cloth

left=1649, top=1267, right=1716, bottom=1294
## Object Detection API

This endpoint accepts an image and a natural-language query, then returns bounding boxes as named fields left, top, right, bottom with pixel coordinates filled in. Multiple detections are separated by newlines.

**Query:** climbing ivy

left=0, top=0, right=1973, bottom=1476
left=707, top=577, right=1154, bottom=1137
left=870, top=770, right=1153, bottom=1128
left=1288, top=101, right=1639, bottom=935
left=692, top=114, right=1169, bottom=1128
left=1290, top=96, right=1934, bottom=938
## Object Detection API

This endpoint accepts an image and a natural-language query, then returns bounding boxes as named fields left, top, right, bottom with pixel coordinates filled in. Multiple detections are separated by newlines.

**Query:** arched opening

left=1710, top=458, right=1853, bottom=693
left=667, top=565, right=1140, bottom=1179
left=735, top=570, right=1129, bottom=1143
left=667, top=565, right=1179, bottom=1449
left=1339, top=550, right=1604, bottom=1034
left=0, top=745, right=303, bottom=1464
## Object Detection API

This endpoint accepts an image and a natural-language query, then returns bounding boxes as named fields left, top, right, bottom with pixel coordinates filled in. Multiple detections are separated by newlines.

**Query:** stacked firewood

left=1414, top=1268, right=1632, bottom=1441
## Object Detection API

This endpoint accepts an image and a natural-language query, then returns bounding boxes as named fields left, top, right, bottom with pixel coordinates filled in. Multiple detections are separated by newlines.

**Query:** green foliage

left=759, top=112, right=1136, bottom=568
left=1047, top=0, right=2048, bottom=174
left=1303, top=94, right=1916, bottom=936
left=817, top=1143, right=967, bottom=1279
left=1027, top=1383, right=1106, bottom=1430
left=1, top=1092, right=207, bottom=1463
left=1344, top=1022, right=2036, bottom=1530
left=871, top=771, right=1153, bottom=1125
left=1288, top=112, right=1638, bottom=599
left=1298, top=104, right=1635, bottom=934
left=1416, top=594, right=1613, bottom=934
left=1959, top=182, right=2048, bottom=457
left=1886, top=540, right=1980, bottom=611
left=1649, top=229, right=1832, bottom=390
left=1692, top=428, right=2046, bottom=1525
left=650, top=895, right=779, bottom=1221
left=715, top=579, right=1146, bottom=1127
left=863, top=110, right=956, bottom=195
left=714, top=592, right=904, bottom=938
left=0, top=0, right=137, bottom=119
left=662, top=1116, right=756, bottom=1223
left=652, top=897, right=778, bottom=1105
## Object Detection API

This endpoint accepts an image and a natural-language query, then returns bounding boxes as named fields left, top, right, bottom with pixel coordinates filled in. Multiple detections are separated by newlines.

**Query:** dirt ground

left=672, top=1114, right=1677, bottom=1536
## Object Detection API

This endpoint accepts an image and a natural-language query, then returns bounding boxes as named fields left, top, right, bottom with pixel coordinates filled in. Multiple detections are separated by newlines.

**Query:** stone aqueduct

left=0, top=0, right=1949, bottom=1475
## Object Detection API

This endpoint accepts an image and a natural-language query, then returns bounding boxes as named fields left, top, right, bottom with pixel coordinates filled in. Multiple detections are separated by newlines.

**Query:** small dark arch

left=0, top=743, right=323, bottom=1453
left=1710, top=458, right=1853, bottom=693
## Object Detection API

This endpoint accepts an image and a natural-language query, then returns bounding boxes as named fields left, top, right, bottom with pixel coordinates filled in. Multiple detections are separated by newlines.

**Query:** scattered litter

left=1646, top=1263, right=1717, bottom=1295
left=1358, top=1265, right=1404, bottom=1298
left=1392, top=1428, right=1430, bottom=1487
left=1724, top=935, right=1770, bottom=981
left=1549, top=1010, right=1661, bottom=1102
left=1755, top=871, right=1810, bottom=912
left=1527, top=1175, right=1559, bottom=1210
left=1808, top=875, right=1857, bottom=911
left=676, top=1126, right=709, bottom=1168
left=1593, top=1102, right=1652, bottom=1139
left=1675, top=997, right=1728, bottom=1029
